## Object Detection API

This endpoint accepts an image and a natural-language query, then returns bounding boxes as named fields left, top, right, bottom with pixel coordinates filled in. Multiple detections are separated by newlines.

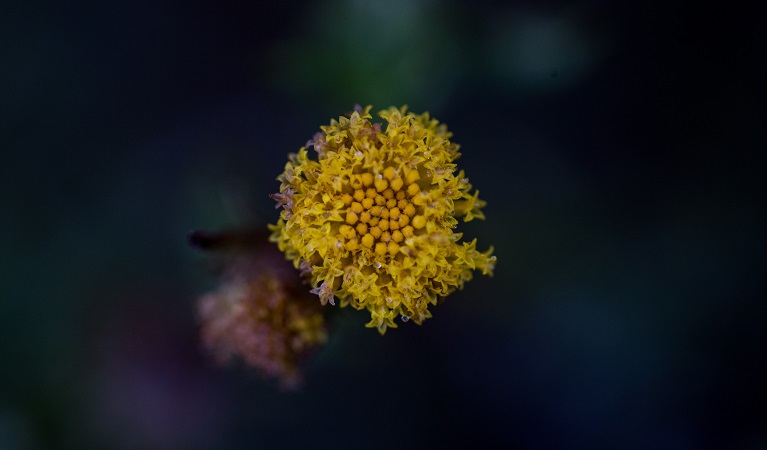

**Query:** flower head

left=195, top=231, right=327, bottom=388
left=269, top=106, right=496, bottom=333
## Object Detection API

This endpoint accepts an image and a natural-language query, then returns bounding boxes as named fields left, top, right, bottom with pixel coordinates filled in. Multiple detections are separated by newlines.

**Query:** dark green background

left=2, top=1, right=764, bottom=448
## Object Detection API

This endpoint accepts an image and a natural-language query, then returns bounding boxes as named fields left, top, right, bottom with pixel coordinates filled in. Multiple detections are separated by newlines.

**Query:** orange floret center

left=338, top=167, right=426, bottom=258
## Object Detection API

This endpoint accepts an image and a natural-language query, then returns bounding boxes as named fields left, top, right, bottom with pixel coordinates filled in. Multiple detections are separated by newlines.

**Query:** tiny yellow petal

left=412, top=215, right=426, bottom=229
left=405, top=170, right=420, bottom=185
left=383, top=166, right=396, bottom=180
left=374, top=177, right=388, bottom=192
left=345, top=238, right=359, bottom=251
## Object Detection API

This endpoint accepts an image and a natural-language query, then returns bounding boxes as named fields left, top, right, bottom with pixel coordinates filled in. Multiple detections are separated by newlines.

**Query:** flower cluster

left=270, top=106, right=495, bottom=333
left=196, top=233, right=327, bottom=388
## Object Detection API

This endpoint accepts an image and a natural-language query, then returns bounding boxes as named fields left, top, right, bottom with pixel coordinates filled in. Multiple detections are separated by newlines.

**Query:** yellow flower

left=269, top=106, right=496, bottom=334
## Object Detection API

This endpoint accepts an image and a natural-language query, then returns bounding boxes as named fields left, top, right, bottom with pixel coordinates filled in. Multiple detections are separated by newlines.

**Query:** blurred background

left=2, top=0, right=764, bottom=448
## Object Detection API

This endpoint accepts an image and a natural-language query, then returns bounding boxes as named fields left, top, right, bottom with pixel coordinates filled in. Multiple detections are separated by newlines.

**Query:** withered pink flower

left=193, top=230, right=327, bottom=388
